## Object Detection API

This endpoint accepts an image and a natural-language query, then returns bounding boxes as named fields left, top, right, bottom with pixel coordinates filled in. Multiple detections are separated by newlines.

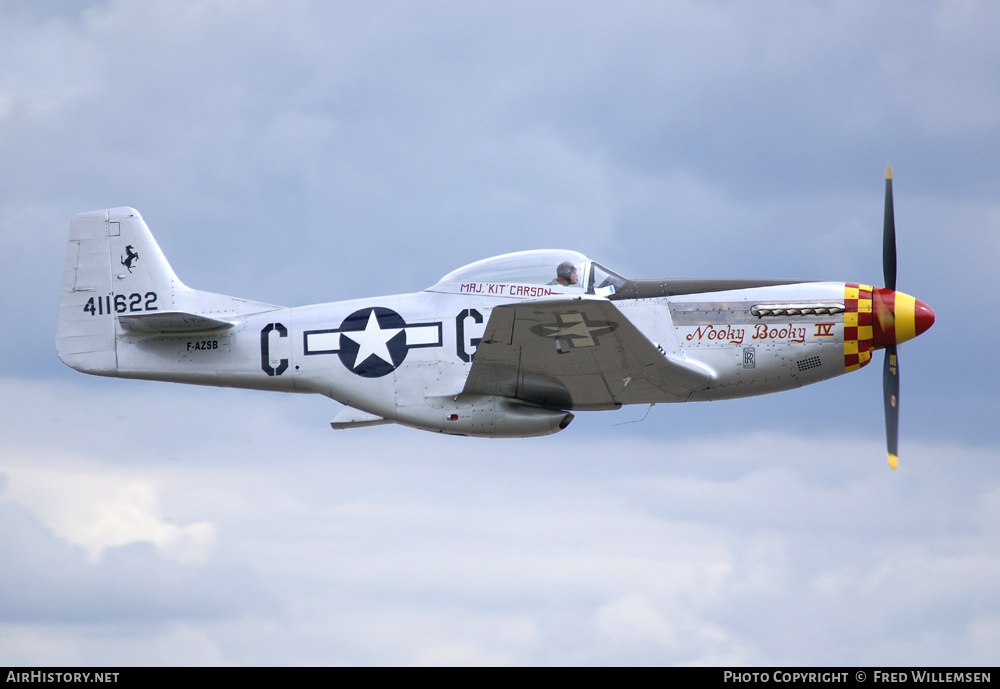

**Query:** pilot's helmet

left=556, top=261, right=577, bottom=280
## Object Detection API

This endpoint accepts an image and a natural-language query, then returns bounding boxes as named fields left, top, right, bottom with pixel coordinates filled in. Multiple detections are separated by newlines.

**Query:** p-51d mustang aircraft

left=57, top=168, right=933, bottom=468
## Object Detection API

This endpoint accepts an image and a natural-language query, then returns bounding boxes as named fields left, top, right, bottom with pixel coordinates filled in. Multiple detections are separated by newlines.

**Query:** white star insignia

left=342, top=310, right=401, bottom=369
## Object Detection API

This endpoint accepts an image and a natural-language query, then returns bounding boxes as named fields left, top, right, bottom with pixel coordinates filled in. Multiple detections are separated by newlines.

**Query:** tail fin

left=56, top=207, right=188, bottom=375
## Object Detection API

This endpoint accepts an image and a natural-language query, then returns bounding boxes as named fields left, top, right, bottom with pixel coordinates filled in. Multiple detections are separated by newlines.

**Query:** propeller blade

left=883, top=165, right=897, bottom=292
left=883, top=343, right=899, bottom=470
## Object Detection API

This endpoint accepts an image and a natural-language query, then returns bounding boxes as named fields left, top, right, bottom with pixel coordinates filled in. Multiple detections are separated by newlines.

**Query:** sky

left=1, top=0, right=998, bottom=666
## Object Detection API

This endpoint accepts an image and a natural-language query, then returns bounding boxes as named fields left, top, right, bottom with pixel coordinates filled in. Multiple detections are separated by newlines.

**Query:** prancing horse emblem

left=121, top=245, right=139, bottom=273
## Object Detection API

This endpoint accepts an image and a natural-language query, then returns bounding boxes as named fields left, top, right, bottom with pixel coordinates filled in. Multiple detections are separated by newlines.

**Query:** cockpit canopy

left=429, top=249, right=627, bottom=298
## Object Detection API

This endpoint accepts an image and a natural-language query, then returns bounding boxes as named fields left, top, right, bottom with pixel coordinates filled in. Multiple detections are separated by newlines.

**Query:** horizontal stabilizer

left=118, top=311, right=235, bottom=334
left=330, top=405, right=394, bottom=430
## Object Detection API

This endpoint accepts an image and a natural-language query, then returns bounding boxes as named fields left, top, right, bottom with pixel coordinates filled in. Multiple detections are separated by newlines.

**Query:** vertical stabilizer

left=56, top=208, right=184, bottom=375
left=106, top=207, right=184, bottom=300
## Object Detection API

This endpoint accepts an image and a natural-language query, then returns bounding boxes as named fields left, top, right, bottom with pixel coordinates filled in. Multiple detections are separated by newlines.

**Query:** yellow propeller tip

left=885, top=165, right=893, bottom=180
left=887, top=453, right=898, bottom=470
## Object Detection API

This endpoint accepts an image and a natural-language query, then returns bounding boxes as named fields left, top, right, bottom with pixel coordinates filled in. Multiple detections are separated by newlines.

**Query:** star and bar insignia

left=304, top=307, right=442, bottom=378
left=530, top=311, right=618, bottom=349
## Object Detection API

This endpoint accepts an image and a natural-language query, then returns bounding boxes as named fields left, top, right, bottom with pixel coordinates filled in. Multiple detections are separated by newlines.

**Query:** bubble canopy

left=429, top=250, right=627, bottom=297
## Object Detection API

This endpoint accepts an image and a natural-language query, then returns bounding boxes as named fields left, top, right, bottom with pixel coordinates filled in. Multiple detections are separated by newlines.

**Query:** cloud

left=0, top=498, right=269, bottom=627
left=2, top=377, right=998, bottom=664
left=2, top=453, right=215, bottom=564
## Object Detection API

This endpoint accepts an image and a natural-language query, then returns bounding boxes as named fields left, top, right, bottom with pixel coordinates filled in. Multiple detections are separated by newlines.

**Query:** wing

left=462, top=298, right=713, bottom=410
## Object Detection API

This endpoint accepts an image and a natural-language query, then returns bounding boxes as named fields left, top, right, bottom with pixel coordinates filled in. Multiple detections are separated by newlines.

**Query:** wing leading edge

left=462, top=298, right=713, bottom=410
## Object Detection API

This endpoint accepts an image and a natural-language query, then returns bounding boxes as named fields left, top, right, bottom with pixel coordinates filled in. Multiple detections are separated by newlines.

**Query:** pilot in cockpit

left=548, top=261, right=578, bottom=287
